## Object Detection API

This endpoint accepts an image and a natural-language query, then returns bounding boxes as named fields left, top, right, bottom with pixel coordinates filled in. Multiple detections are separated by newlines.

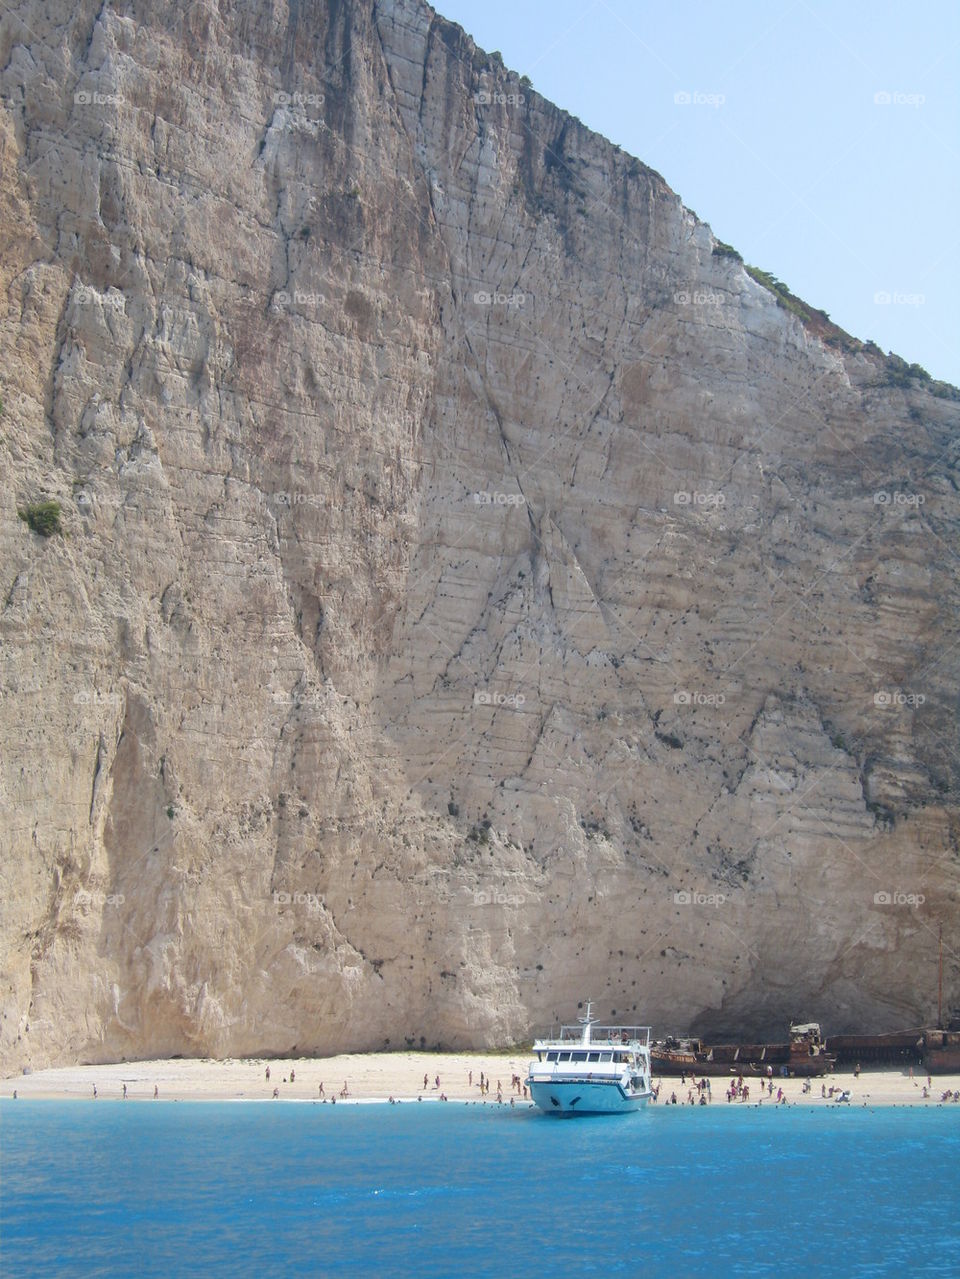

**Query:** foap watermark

left=674, top=889, right=726, bottom=906
left=74, top=490, right=128, bottom=513
left=472, top=887, right=526, bottom=907
left=273, top=890, right=323, bottom=911
left=874, top=490, right=924, bottom=507
left=75, top=286, right=126, bottom=312
left=74, top=89, right=123, bottom=107
left=874, top=690, right=926, bottom=708
left=674, top=90, right=725, bottom=109
left=273, top=90, right=324, bottom=107
left=674, top=690, right=726, bottom=707
left=873, top=91, right=925, bottom=108
left=73, top=888, right=125, bottom=908
left=874, top=890, right=925, bottom=907
left=271, top=491, right=323, bottom=508
left=474, top=690, right=525, bottom=709
left=873, top=290, right=925, bottom=306
left=673, top=289, right=724, bottom=307
left=472, top=290, right=526, bottom=308
left=274, top=289, right=325, bottom=310
left=472, top=491, right=525, bottom=506
left=474, top=90, right=526, bottom=107
left=73, top=690, right=123, bottom=707
left=271, top=690, right=325, bottom=709
left=674, top=490, right=725, bottom=508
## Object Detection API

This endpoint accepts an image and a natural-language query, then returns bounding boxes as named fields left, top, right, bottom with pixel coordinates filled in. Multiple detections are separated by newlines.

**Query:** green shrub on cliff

left=18, top=499, right=62, bottom=537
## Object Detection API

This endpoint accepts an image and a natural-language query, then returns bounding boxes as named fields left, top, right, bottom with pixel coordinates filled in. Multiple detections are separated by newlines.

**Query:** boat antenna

left=578, top=1000, right=594, bottom=1047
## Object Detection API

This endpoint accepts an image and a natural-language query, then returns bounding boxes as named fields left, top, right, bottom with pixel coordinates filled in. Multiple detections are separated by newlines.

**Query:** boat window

left=558, top=1052, right=571, bottom=1062
left=546, top=1052, right=558, bottom=1063
left=587, top=1052, right=600, bottom=1062
left=601, top=1052, right=612, bottom=1062
left=571, top=1051, right=588, bottom=1062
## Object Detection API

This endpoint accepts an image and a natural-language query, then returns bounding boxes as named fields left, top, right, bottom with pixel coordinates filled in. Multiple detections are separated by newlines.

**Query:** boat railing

left=545, top=1025, right=652, bottom=1048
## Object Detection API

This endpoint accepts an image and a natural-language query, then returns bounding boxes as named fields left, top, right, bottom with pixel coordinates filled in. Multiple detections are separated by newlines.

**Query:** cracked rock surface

left=1, top=0, right=958, bottom=1069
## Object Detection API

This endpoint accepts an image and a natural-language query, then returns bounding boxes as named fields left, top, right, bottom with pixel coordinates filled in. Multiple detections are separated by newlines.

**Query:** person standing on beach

left=469, top=1070, right=473, bottom=1087
left=122, top=1083, right=127, bottom=1100
left=318, top=1082, right=324, bottom=1097
left=424, top=1073, right=428, bottom=1090
left=265, top=1066, right=270, bottom=1082
left=290, top=1068, right=295, bottom=1084
left=93, top=1085, right=97, bottom=1099
left=154, top=1085, right=159, bottom=1099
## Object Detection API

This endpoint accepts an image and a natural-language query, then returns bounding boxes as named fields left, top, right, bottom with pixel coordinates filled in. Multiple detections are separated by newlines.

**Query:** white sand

left=3, top=1053, right=959, bottom=1107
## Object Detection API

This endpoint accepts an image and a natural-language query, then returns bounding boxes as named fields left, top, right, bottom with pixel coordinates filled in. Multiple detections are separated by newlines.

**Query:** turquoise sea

left=1, top=1100, right=958, bottom=1277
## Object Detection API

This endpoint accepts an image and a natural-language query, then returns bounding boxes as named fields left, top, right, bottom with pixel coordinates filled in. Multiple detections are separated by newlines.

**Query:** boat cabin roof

left=538, top=1048, right=634, bottom=1061
left=534, top=1024, right=652, bottom=1049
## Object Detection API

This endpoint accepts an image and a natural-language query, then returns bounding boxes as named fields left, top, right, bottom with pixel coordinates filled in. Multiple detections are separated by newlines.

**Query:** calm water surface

left=2, top=1100, right=958, bottom=1277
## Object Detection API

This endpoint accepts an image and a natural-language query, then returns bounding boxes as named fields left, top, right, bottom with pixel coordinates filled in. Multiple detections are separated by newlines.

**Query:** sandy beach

left=3, top=1054, right=960, bottom=1107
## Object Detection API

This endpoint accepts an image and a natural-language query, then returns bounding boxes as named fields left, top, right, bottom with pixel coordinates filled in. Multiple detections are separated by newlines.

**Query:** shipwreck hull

left=922, top=1031, right=960, bottom=1074
left=651, top=1047, right=835, bottom=1078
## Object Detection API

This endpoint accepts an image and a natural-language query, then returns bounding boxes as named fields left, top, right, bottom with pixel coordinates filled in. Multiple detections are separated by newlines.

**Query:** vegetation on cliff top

left=737, top=260, right=959, bottom=400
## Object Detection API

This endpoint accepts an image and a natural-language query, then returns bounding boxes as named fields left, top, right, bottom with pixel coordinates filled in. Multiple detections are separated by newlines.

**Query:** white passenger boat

left=526, top=1002, right=654, bottom=1115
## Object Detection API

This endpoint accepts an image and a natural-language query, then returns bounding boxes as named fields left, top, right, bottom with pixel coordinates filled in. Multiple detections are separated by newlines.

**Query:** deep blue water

left=2, top=1101, right=958, bottom=1278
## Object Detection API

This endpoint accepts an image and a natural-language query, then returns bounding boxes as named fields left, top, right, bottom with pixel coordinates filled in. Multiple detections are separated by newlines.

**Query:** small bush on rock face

left=18, top=500, right=62, bottom=537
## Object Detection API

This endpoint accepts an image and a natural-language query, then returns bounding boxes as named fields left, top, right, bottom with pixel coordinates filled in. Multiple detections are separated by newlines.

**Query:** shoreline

left=3, top=1053, right=959, bottom=1108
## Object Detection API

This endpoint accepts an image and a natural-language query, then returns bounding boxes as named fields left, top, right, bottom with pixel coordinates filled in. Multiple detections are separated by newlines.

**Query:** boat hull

left=650, top=1051, right=835, bottom=1078
left=527, top=1078, right=650, bottom=1114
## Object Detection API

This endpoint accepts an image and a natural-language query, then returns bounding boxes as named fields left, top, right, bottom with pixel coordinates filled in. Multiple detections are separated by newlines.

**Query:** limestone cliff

left=1, top=0, right=958, bottom=1069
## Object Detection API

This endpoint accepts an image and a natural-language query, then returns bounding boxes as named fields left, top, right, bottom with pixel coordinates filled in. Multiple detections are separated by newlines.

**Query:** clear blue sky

left=435, top=0, right=960, bottom=386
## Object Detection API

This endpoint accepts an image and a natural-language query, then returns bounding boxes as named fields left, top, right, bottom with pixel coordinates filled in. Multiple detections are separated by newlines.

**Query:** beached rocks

left=0, top=0, right=957, bottom=1070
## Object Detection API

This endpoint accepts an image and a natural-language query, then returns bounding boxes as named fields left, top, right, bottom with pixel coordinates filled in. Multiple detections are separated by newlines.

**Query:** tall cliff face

left=1, top=0, right=958, bottom=1069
